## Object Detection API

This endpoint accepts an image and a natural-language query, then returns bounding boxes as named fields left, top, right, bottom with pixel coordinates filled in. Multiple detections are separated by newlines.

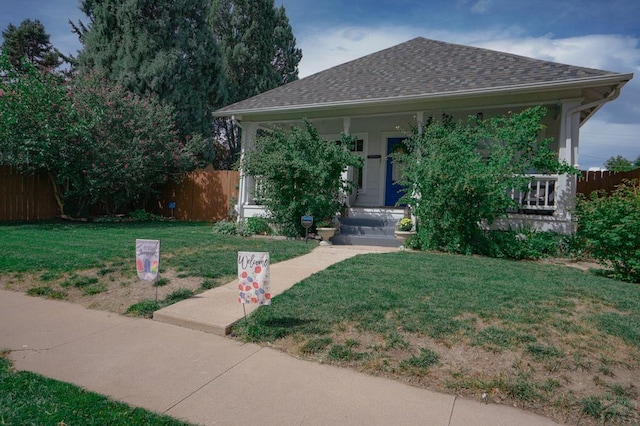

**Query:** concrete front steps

left=332, top=207, right=404, bottom=247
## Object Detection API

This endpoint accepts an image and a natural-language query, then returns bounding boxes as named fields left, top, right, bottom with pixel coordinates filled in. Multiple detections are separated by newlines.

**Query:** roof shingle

left=216, top=37, right=622, bottom=114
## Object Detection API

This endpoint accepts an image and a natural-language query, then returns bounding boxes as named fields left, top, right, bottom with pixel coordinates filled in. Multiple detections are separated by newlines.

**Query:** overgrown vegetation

left=242, top=121, right=362, bottom=237
left=233, top=251, right=640, bottom=424
left=0, top=352, right=193, bottom=425
left=396, top=107, right=576, bottom=255
left=574, top=180, right=640, bottom=283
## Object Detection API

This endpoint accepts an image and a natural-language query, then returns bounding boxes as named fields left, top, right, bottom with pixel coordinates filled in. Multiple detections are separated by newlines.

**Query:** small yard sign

left=237, top=252, right=271, bottom=305
left=136, top=239, right=160, bottom=281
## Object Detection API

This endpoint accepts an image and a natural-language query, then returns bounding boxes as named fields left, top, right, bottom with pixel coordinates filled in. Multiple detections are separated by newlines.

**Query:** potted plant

left=316, top=218, right=338, bottom=245
left=394, top=217, right=416, bottom=245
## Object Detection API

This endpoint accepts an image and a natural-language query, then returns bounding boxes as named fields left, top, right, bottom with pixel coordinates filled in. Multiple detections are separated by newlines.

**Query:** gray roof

left=215, top=37, right=630, bottom=116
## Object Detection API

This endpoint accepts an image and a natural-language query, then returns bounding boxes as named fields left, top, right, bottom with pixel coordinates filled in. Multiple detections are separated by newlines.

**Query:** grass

left=0, top=352, right=193, bottom=425
left=0, top=222, right=315, bottom=314
left=0, top=221, right=313, bottom=276
left=233, top=251, right=640, bottom=424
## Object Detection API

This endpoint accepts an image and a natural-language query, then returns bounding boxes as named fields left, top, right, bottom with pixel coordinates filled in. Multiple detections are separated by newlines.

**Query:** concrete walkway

left=1, top=245, right=561, bottom=426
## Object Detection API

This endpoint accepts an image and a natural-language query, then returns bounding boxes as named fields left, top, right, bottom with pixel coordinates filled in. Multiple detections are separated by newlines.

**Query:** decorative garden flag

left=136, top=239, right=160, bottom=281
left=238, top=252, right=271, bottom=305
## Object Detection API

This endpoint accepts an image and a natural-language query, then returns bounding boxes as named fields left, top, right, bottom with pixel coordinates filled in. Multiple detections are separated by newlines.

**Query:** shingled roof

left=215, top=37, right=629, bottom=116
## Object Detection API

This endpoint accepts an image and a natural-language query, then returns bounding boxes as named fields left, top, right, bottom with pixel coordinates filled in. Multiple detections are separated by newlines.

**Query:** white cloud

left=470, top=0, right=492, bottom=14
left=297, top=26, right=420, bottom=77
left=579, top=119, right=640, bottom=168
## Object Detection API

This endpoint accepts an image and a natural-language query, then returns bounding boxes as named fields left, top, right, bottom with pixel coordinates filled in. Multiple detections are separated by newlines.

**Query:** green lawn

left=0, top=353, right=193, bottom=425
left=0, top=221, right=314, bottom=276
left=2, top=222, right=639, bottom=423
left=233, top=251, right=640, bottom=424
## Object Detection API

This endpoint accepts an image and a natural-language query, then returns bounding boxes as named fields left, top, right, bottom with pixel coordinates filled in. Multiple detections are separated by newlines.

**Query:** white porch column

left=342, top=117, right=352, bottom=207
left=238, top=122, right=258, bottom=220
left=556, top=100, right=581, bottom=227
left=416, top=111, right=424, bottom=135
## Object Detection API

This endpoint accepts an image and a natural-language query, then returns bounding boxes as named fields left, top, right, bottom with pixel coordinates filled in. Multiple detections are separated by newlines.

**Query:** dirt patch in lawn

left=0, top=265, right=232, bottom=315
left=3, top=257, right=638, bottom=425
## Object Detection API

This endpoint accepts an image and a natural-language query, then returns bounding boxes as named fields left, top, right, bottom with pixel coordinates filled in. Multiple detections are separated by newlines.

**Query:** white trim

left=215, top=74, right=632, bottom=117
left=322, top=132, right=369, bottom=195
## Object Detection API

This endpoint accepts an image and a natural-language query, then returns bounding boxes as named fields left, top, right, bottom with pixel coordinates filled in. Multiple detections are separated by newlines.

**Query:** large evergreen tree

left=1, top=19, right=62, bottom=70
left=211, top=0, right=302, bottom=169
left=76, top=0, right=226, bottom=154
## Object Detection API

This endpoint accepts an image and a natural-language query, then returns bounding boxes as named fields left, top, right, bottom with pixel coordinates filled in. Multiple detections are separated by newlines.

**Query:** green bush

left=396, top=107, right=576, bottom=254
left=212, top=220, right=238, bottom=235
left=246, top=216, right=271, bottom=235
left=242, top=121, right=362, bottom=237
left=574, top=181, right=640, bottom=283
left=484, top=229, right=562, bottom=260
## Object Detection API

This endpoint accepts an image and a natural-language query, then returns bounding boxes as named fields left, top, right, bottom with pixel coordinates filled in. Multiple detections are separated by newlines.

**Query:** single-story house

left=214, top=37, right=632, bottom=234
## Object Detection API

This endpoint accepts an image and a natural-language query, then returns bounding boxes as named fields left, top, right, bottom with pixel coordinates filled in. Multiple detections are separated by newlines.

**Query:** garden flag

left=238, top=251, right=271, bottom=305
left=136, top=239, right=160, bottom=281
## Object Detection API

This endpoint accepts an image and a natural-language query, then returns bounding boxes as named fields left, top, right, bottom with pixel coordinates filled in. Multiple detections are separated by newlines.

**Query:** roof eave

left=213, top=73, right=633, bottom=120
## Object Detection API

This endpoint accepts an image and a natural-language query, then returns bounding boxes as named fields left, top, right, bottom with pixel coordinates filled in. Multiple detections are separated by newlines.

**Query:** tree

left=0, top=51, right=88, bottom=215
left=1, top=52, right=203, bottom=216
left=635, top=155, right=640, bottom=168
left=211, top=0, right=302, bottom=169
left=1, top=19, right=62, bottom=70
left=76, top=0, right=226, bottom=154
left=242, top=122, right=362, bottom=237
left=69, top=73, right=205, bottom=214
left=396, top=106, right=576, bottom=254
left=604, top=155, right=634, bottom=172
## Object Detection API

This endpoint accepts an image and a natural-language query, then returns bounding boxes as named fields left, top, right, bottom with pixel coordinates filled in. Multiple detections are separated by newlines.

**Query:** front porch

left=215, top=38, right=631, bottom=241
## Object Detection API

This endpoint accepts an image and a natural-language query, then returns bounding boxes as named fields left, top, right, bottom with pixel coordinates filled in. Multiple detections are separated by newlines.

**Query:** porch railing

left=250, top=175, right=559, bottom=214
left=508, top=175, right=557, bottom=213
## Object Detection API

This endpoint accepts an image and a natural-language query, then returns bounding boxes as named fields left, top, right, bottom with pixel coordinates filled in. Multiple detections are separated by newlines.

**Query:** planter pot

left=394, top=230, right=416, bottom=246
left=317, top=227, right=337, bottom=245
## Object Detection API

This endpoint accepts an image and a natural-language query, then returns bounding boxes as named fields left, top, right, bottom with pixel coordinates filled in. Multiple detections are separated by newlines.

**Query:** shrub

left=246, top=216, right=271, bottom=235
left=212, top=220, right=238, bottom=235
left=574, top=180, right=640, bottom=283
left=242, top=121, right=362, bottom=237
left=484, top=229, right=562, bottom=260
left=396, top=107, right=576, bottom=254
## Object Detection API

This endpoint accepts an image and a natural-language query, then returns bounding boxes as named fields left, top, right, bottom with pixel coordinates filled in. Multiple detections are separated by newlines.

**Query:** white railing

left=509, top=175, right=557, bottom=212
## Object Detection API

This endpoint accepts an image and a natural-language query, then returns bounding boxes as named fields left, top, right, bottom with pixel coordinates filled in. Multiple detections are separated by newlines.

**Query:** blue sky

left=1, top=0, right=638, bottom=169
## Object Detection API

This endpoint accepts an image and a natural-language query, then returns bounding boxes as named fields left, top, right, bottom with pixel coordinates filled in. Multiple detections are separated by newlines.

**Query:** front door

left=385, top=137, right=407, bottom=206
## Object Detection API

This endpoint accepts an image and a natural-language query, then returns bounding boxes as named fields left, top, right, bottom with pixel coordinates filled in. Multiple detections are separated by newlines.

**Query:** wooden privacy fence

left=152, top=167, right=238, bottom=222
left=577, top=169, right=640, bottom=196
left=0, top=166, right=59, bottom=221
left=0, top=165, right=239, bottom=222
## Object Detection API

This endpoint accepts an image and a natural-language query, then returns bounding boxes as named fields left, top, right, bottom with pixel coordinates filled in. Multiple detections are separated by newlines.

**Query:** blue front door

left=385, top=137, right=407, bottom=206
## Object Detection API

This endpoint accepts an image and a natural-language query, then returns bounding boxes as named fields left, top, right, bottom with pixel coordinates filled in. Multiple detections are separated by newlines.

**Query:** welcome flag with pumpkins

left=136, top=239, right=160, bottom=281
left=237, top=252, right=271, bottom=305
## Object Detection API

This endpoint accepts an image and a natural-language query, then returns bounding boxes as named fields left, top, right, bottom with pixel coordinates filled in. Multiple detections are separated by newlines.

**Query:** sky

left=1, top=0, right=639, bottom=169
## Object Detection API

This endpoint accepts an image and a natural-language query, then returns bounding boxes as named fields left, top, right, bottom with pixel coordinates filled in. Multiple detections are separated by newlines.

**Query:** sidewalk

left=0, top=245, right=561, bottom=426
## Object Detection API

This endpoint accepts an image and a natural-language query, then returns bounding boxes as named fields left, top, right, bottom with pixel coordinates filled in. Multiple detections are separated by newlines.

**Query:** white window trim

left=322, top=133, right=369, bottom=195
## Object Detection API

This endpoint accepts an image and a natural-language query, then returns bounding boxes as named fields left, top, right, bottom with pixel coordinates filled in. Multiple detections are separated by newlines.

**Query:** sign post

left=301, top=215, right=313, bottom=242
